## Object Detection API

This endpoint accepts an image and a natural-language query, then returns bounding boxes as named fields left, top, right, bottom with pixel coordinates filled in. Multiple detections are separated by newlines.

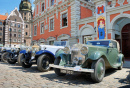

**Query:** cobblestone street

left=0, top=62, right=130, bottom=88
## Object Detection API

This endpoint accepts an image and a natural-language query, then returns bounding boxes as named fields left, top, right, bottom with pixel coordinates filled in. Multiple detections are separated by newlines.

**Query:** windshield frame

left=86, top=40, right=110, bottom=47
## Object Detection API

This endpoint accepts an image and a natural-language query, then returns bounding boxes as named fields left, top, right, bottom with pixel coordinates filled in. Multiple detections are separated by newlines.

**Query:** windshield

left=87, top=41, right=110, bottom=47
left=53, top=41, right=68, bottom=46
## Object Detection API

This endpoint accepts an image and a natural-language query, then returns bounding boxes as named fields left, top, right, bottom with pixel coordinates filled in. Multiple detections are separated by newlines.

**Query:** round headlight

left=63, top=47, right=70, bottom=54
left=80, top=46, right=88, bottom=55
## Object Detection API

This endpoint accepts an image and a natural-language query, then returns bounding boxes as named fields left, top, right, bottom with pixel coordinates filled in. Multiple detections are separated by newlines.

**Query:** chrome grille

left=71, top=44, right=85, bottom=65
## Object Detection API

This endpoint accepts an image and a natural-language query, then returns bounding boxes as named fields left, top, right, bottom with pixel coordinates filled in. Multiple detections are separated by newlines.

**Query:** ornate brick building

left=33, top=0, right=130, bottom=59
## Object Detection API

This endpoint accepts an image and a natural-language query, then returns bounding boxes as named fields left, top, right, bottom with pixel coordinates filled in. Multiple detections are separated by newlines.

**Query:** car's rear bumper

left=50, top=64, right=94, bottom=73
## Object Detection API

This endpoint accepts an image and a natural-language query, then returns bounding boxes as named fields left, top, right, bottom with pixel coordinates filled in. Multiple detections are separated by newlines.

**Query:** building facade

left=0, top=14, right=7, bottom=45
left=33, top=0, right=130, bottom=59
left=5, top=8, right=24, bottom=47
left=19, top=0, right=33, bottom=46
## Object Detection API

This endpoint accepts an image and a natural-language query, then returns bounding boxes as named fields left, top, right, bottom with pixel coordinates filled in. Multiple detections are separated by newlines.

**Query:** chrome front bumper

left=49, top=64, right=94, bottom=73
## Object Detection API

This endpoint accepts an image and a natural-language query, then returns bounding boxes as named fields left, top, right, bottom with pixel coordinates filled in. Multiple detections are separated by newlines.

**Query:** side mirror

left=109, top=43, right=113, bottom=48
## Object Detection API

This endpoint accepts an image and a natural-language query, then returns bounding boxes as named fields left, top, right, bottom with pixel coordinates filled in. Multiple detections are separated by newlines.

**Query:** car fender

left=19, top=50, right=26, bottom=54
left=88, top=51, right=107, bottom=60
left=36, top=50, right=55, bottom=56
left=118, top=54, right=124, bottom=63
left=6, top=50, right=12, bottom=53
left=55, top=49, right=64, bottom=58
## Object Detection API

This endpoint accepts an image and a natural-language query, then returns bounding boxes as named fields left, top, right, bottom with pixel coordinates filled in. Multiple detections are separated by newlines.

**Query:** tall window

left=24, top=17, right=26, bottom=20
left=18, top=34, right=21, bottom=37
left=0, top=33, right=2, bottom=36
left=50, top=18, right=54, bottom=31
left=62, top=13, right=67, bottom=27
left=49, top=41, right=54, bottom=45
left=14, top=29, right=16, bottom=32
left=14, top=39, right=17, bottom=42
left=0, top=22, right=2, bottom=25
left=34, top=26, right=37, bottom=36
left=0, top=27, right=2, bottom=30
left=26, top=25, right=28, bottom=28
left=50, top=0, right=54, bottom=6
left=41, top=22, right=44, bottom=34
left=26, top=32, right=28, bottom=35
left=14, top=34, right=17, bottom=37
left=18, top=29, right=21, bottom=32
left=18, top=39, right=21, bottom=42
left=42, top=3, right=44, bottom=11
left=15, top=24, right=17, bottom=27
left=18, top=24, right=20, bottom=28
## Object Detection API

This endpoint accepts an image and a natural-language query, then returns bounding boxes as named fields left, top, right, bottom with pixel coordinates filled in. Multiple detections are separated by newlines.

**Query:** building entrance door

left=83, top=35, right=92, bottom=44
left=122, top=23, right=130, bottom=59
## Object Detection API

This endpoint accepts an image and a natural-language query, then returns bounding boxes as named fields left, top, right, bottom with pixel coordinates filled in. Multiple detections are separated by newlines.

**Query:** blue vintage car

left=18, top=41, right=69, bottom=72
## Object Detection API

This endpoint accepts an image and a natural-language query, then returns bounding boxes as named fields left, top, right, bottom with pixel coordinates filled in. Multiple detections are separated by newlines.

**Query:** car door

left=107, top=41, right=118, bottom=66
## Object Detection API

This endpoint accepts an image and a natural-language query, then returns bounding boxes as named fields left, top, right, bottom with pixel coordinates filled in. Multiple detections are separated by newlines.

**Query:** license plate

left=60, top=70, right=73, bottom=74
left=31, top=56, right=35, bottom=59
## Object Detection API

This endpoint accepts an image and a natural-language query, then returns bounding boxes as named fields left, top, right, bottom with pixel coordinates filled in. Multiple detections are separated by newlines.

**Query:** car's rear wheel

left=54, top=57, right=66, bottom=76
left=17, top=54, right=24, bottom=66
left=1, top=52, right=8, bottom=62
left=22, top=61, right=32, bottom=68
left=21, top=56, right=32, bottom=68
left=37, top=54, right=50, bottom=72
left=7, top=54, right=17, bottom=64
left=7, top=59, right=17, bottom=64
left=91, top=58, right=105, bottom=83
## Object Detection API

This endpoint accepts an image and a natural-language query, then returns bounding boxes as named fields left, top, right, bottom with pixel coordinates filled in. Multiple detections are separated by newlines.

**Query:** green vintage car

left=50, top=39, right=124, bottom=83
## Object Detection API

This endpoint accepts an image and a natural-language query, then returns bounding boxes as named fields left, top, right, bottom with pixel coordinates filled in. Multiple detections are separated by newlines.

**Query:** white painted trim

left=110, top=14, right=130, bottom=29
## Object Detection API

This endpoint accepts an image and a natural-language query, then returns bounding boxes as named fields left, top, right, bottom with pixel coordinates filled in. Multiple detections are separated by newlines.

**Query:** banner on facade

left=96, top=3, right=106, bottom=39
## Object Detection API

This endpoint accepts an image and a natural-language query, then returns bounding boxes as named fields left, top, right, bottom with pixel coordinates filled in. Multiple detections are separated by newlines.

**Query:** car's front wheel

left=54, top=57, right=66, bottom=76
left=37, top=54, right=50, bottom=72
left=1, top=52, right=8, bottom=62
left=118, top=60, right=123, bottom=70
left=91, top=58, right=105, bottom=83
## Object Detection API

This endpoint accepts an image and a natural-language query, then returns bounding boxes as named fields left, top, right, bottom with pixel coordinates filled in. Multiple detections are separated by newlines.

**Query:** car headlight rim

left=80, top=46, right=89, bottom=55
left=63, top=46, right=70, bottom=54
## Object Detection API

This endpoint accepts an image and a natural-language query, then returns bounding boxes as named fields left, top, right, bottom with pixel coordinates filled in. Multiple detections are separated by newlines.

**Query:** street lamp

left=9, top=28, right=12, bottom=47
left=8, top=19, right=12, bottom=47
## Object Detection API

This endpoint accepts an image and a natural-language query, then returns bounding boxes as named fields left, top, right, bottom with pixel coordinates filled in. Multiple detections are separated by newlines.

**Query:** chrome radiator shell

left=71, top=44, right=85, bottom=65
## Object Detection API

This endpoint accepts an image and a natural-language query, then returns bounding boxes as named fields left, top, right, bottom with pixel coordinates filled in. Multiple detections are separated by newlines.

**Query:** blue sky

left=0, top=0, right=34, bottom=15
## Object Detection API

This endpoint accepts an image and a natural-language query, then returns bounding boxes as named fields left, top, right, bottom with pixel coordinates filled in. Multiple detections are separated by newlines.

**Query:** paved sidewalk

left=123, top=61, right=130, bottom=68
left=0, top=62, right=130, bottom=88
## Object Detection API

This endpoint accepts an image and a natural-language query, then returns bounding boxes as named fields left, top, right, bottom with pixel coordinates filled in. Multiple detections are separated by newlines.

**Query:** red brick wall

left=80, top=6, right=92, bottom=19
left=33, top=7, right=71, bottom=40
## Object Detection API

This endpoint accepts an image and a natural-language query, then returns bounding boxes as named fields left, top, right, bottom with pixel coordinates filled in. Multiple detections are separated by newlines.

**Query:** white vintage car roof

left=40, top=45, right=64, bottom=55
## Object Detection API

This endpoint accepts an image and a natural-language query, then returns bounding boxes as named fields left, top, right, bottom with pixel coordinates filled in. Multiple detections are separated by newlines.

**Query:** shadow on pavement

left=105, top=68, right=117, bottom=77
left=0, top=62, right=42, bottom=73
left=40, top=69, right=118, bottom=85
left=40, top=73, right=95, bottom=85
left=115, top=70, right=130, bottom=87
